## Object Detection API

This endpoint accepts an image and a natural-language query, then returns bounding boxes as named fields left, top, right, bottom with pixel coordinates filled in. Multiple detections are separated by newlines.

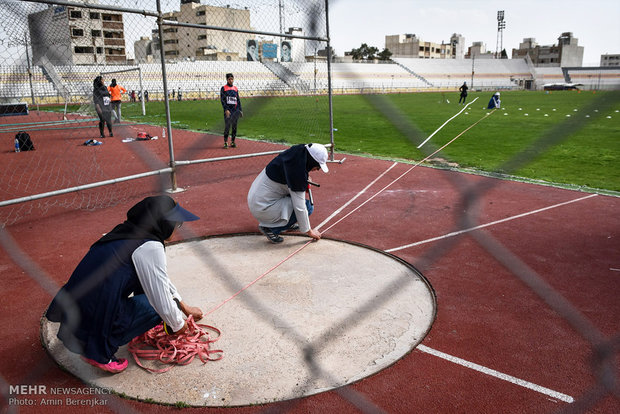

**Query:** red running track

left=0, top=120, right=618, bottom=413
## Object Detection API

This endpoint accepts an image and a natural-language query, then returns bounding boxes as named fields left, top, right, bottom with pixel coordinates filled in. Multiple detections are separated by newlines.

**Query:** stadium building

left=600, top=54, right=620, bottom=67
left=27, top=4, right=126, bottom=66
left=466, top=41, right=494, bottom=59
left=385, top=33, right=462, bottom=59
left=512, top=32, right=584, bottom=67
left=153, top=0, right=253, bottom=62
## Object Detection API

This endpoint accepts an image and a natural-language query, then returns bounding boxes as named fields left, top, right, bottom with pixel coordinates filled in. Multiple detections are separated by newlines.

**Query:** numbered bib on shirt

left=103, top=96, right=111, bottom=106
left=226, top=96, right=237, bottom=105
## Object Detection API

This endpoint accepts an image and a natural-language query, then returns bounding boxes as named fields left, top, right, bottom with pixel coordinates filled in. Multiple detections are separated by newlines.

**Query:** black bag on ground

left=15, top=131, right=35, bottom=151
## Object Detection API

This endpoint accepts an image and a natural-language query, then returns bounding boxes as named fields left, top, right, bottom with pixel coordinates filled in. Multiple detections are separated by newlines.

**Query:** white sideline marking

left=315, top=162, right=398, bottom=231
left=386, top=194, right=598, bottom=252
left=417, top=97, right=479, bottom=149
left=417, top=345, right=574, bottom=403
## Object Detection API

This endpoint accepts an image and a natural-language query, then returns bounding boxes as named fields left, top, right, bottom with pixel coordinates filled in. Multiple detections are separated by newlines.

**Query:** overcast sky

left=328, top=0, right=620, bottom=66
left=1, top=0, right=617, bottom=66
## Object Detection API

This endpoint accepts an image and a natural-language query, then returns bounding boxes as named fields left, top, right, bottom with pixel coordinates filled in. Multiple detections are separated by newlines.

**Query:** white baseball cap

left=305, top=143, right=329, bottom=173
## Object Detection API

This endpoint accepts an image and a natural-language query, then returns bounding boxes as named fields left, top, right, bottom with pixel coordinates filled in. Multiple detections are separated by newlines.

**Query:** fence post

left=325, top=0, right=335, bottom=161
left=156, top=0, right=177, bottom=192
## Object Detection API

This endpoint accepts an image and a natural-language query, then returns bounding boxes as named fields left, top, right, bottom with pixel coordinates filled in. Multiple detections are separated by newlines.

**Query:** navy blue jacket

left=220, top=84, right=242, bottom=113
left=46, top=238, right=149, bottom=363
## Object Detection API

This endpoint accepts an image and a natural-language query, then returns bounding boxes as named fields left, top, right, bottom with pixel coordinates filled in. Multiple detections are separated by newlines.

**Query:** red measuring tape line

left=127, top=315, right=223, bottom=373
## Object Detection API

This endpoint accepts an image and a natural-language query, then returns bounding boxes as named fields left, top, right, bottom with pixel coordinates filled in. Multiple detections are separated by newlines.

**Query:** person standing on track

left=93, top=75, right=113, bottom=138
left=45, top=195, right=204, bottom=374
left=248, top=143, right=329, bottom=244
left=108, top=78, right=127, bottom=123
left=220, top=73, right=243, bottom=148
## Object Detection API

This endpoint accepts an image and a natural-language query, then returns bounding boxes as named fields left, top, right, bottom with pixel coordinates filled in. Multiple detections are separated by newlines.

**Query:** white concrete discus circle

left=41, top=235, right=436, bottom=407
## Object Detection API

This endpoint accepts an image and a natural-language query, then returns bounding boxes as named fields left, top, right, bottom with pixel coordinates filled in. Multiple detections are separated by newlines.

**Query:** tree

left=348, top=43, right=380, bottom=61
left=377, top=48, right=392, bottom=61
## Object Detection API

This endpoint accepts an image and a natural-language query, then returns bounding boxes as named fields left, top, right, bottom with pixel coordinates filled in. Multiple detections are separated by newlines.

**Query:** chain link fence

left=1, top=0, right=618, bottom=412
left=0, top=0, right=332, bottom=226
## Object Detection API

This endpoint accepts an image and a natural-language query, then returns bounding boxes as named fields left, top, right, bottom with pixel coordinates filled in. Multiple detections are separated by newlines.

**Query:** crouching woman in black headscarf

left=45, top=195, right=202, bottom=373
left=247, top=143, right=329, bottom=244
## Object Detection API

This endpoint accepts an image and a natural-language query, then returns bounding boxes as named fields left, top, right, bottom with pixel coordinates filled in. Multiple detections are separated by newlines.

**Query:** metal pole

left=164, top=20, right=326, bottom=42
left=138, top=66, right=145, bottom=116
left=279, top=0, right=285, bottom=34
left=0, top=168, right=173, bottom=208
left=156, top=0, right=177, bottom=191
left=21, top=0, right=158, bottom=17
left=325, top=0, right=335, bottom=160
left=24, top=32, right=37, bottom=110
left=471, top=54, right=475, bottom=89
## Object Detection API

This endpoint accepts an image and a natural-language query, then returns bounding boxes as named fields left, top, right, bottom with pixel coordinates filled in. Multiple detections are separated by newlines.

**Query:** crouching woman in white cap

left=45, top=195, right=203, bottom=373
left=248, top=143, right=329, bottom=244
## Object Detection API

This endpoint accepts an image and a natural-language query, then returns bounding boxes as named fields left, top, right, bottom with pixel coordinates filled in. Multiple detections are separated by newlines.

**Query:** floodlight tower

left=496, top=10, right=506, bottom=58
left=279, top=0, right=285, bottom=34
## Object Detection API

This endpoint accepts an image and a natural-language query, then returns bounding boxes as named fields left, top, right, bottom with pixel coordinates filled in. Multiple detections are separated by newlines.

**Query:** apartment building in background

left=153, top=0, right=252, bottom=62
left=28, top=4, right=126, bottom=65
left=385, top=33, right=456, bottom=59
left=512, top=32, right=584, bottom=67
left=600, top=54, right=620, bottom=67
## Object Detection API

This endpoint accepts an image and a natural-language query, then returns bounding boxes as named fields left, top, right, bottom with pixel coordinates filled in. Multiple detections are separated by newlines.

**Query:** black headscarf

left=110, top=78, right=117, bottom=87
left=265, top=144, right=319, bottom=192
left=93, top=196, right=178, bottom=247
left=93, top=76, right=110, bottom=106
left=93, top=76, right=103, bottom=90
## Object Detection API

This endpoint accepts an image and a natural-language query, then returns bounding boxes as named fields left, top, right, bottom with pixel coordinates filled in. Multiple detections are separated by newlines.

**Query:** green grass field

left=58, top=90, right=620, bottom=192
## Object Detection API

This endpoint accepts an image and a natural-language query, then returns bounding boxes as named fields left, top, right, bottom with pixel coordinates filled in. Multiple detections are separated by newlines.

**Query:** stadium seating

left=393, top=58, right=531, bottom=90
left=565, top=68, right=620, bottom=90
left=1, top=58, right=617, bottom=104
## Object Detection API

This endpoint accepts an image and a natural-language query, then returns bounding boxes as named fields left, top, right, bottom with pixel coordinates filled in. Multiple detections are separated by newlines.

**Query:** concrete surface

left=41, top=234, right=435, bottom=407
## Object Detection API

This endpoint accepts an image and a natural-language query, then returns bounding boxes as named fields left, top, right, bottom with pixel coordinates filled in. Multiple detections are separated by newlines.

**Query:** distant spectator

left=487, top=92, right=501, bottom=109
left=130, top=90, right=136, bottom=103
left=108, top=78, right=127, bottom=123
left=172, top=89, right=175, bottom=100
left=144, top=90, right=149, bottom=102
left=220, top=73, right=243, bottom=148
left=177, top=87, right=182, bottom=101
left=93, top=76, right=113, bottom=138
left=458, top=82, right=468, bottom=105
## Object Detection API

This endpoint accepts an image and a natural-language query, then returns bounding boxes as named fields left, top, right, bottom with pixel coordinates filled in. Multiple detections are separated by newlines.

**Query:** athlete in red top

left=220, top=73, right=243, bottom=148
left=108, top=79, right=127, bottom=123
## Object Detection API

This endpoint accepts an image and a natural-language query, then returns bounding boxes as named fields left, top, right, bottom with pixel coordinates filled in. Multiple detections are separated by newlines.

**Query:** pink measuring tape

left=128, top=315, right=223, bottom=373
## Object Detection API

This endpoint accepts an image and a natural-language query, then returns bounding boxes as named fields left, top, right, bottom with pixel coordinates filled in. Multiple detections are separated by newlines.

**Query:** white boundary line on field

left=315, top=162, right=399, bottom=231
left=386, top=193, right=598, bottom=252
left=417, top=97, right=479, bottom=149
left=417, top=345, right=574, bottom=403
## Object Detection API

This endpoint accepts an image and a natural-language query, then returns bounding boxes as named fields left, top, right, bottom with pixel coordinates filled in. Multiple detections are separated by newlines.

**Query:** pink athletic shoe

left=80, top=356, right=128, bottom=373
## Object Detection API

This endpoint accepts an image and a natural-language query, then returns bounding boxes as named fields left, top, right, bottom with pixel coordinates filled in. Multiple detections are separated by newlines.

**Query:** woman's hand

left=307, top=228, right=321, bottom=241
left=172, top=320, right=188, bottom=335
left=179, top=300, right=204, bottom=321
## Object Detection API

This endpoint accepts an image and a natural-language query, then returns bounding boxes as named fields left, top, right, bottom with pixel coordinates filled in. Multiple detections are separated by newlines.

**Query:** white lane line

left=417, top=97, right=479, bottom=149
left=315, top=162, right=398, bottom=231
left=417, top=345, right=574, bottom=403
left=386, top=193, right=598, bottom=253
